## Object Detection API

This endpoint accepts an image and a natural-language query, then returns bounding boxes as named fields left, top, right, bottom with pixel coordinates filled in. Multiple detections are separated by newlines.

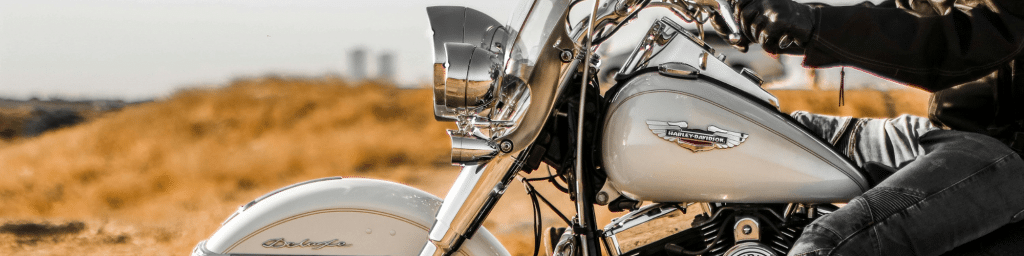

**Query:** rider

left=714, top=0, right=1024, bottom=255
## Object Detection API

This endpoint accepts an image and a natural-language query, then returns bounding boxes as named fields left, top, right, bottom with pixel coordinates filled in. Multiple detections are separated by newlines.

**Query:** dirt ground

left=0, top=76, right=930, bottom=256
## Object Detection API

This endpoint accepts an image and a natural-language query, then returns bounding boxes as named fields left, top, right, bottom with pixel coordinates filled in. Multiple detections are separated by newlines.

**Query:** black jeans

left=788, top=112, right=1024, bottom=256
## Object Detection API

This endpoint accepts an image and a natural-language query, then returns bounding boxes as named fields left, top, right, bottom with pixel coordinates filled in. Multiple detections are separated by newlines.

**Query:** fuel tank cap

left=657, top=62, right=700, bottom=79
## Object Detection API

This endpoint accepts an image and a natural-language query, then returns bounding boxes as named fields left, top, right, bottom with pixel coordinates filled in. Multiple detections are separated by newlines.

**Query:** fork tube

left=575, top=0, right=603, bottom=255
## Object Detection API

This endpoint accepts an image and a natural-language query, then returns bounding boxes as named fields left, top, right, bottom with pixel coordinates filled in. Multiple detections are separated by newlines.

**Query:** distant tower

left=349, top=49, right=367, bottom=80
left=377, top=52, right=396, bottom=82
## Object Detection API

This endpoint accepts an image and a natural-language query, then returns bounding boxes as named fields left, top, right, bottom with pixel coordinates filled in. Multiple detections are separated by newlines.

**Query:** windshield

left=503, top=0, right=572, bottom=83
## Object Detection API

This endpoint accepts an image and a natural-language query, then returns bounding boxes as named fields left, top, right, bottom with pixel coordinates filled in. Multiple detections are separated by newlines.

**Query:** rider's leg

left=787, top=130, right=1024, bottom=256
left=790, top=111, right=937, bottom=170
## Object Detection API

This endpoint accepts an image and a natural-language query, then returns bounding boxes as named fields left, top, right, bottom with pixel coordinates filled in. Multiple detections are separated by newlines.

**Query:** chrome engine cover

left=724, top=242, right=777, bottom=256
left=602, top=203, right=696, bottom=256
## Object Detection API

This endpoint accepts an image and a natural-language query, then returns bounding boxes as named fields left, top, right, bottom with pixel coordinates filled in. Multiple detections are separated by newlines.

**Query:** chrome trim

left=552, top=227, right=577, bottom=256
left=222, top=177, right=342, bottom=225
left=684, top=0, right=743, bottom=44
left=733, top=217, right=760, bottom=242
left=602, top=203, right=695, bottom=255
left=575, top=0, right=604, bottom=255
left=615, top=18, right=779, bottom=107
left=595, top=179, right=622, bottom=206
left=488, top=74, right=532, bottom=139
left=724, top=242, right=777, bottom=256
left=260, top=238, right=348, bottom=249
left=448, top=129, right=499, bottom=165
left=604, top=203, right=680, bottom=234
left=658, top=62, right=700, bottom=79
left=443, top=43, right=502, bottom=113
left=740, top=68, right=764, bottom=86
left=427, top=6, right=509, bottom=121
left=419, top=242, right=439, bottom=256
left=499, top=21, right=580, bottom=152
left=192, top=240, right=228, bottom=256
left=603, top=234, right=621, bottom=256
left=646, top=120, right=749, bottom=152
left=425, top=154, right=520, bottom=256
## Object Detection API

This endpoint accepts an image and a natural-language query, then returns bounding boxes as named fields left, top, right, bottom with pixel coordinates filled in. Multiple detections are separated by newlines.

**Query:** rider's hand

left=735, top=0, right=817, bottom=55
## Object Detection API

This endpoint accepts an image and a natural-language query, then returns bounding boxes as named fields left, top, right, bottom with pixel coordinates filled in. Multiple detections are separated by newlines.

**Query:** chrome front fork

left=419, top=154, right=520, bottom=256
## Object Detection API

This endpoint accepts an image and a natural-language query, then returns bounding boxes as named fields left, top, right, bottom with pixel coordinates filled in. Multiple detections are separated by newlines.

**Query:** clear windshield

left=503, top=0, right=572, bottom=83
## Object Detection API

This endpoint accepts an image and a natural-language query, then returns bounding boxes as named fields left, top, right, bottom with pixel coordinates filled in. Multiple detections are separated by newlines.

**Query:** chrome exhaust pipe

left=448, top=130, right=498, bottom=165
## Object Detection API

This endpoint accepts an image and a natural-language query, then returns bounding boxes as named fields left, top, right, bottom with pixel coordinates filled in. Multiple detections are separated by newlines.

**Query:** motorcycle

left=192, top=0, right=893, bottom=255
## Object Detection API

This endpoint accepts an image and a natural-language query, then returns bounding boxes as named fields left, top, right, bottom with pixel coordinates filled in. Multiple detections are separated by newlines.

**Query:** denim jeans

left=787, top=112, right=1024, bottom=256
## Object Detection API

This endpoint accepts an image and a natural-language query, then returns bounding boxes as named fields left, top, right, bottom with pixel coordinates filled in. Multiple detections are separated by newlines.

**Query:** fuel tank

left=602, top=72, right=869, bottom=203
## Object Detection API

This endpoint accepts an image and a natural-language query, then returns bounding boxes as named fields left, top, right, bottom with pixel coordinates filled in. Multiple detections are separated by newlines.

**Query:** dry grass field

left=0, top=76, right=929, bottom=255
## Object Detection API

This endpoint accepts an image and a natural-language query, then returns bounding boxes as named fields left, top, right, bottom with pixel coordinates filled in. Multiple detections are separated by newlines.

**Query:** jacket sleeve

left=802, top=0, right=1024, bottom=92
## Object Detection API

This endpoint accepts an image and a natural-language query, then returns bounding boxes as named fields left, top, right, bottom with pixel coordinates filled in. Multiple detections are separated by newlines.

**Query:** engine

left=601, top=203, right=836, bottom=256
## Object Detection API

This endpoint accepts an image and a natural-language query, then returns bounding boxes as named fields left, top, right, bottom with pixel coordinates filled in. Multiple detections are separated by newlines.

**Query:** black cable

left=530, top=190, right=543, bottom=256
left=547, top=165, right=571, bottom=193
left=534, top=188, right=573, bottom=226
left=548, top=175, right=571, bottom=193
left=522, top=176, right=546, bottom=256
left=523, top=177, right=573, bottom=226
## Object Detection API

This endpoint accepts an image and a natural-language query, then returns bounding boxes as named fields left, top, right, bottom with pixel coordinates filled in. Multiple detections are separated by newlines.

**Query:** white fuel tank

left=601, top=73, right=869, bottom=203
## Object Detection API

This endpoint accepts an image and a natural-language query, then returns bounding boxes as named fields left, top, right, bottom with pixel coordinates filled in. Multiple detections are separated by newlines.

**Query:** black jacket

left=802, top=0, right=1024, bottom=152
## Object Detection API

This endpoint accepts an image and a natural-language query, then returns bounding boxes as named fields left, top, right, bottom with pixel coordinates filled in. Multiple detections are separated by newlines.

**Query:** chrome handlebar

left=686, top=0, right=743, bottom=44
left=589, top=0, right=745, bottom=46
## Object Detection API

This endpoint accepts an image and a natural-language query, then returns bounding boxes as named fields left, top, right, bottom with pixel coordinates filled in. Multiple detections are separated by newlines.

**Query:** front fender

left=195, top=177, right=509, bottom=256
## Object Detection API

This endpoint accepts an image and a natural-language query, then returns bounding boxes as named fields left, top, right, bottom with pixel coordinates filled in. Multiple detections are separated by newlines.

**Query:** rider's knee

left=789, top=224, right=841, bottom=256
left=922, top=130, right=1019, bottom=164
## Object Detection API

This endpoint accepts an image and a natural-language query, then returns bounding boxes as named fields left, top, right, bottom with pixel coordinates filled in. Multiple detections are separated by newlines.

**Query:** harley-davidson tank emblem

left=262, top=238, right=348, bottom=250
left=647, top=120, right=748, bottom=152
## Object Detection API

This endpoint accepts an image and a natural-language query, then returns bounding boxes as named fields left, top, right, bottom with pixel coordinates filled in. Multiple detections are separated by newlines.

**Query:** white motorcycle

left=192, top=0, right=889, bottom=255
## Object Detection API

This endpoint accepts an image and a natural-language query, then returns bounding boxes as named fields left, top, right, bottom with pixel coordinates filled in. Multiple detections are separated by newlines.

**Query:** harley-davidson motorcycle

left=190, top=0, right=919, bottom=255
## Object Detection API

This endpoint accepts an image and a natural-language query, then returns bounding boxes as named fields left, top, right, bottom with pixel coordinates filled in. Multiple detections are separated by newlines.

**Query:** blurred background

left=0, top=0, right=928, bottom=255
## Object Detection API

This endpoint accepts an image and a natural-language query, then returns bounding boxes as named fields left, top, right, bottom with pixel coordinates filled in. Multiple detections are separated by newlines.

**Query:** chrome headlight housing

left=428, top=6, right=533, bottom=165
left=427, top=6, right=508, bottom=122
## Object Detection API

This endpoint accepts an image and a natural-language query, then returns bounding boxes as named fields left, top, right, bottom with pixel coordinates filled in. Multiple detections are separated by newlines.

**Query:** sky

left=0, top=0, right=516, bottom=100
left=0, top=0, right=891, bottom=100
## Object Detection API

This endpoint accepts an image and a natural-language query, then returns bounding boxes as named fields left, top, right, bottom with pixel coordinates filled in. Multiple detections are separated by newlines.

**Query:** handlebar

left=587, top=0, right=746, bottom=47
left=694, top=0, right=744, bottom=44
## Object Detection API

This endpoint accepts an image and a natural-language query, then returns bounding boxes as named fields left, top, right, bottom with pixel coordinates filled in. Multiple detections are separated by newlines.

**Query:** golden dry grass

left=771, top=89, right=931, bottom=118
left=0, top=76, right=456, bottom=255
left=0, top=76, right=931, bottom=255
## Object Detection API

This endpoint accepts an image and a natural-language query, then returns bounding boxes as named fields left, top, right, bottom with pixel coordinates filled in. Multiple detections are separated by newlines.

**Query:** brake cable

left=519, top=174, right=574, bottom=256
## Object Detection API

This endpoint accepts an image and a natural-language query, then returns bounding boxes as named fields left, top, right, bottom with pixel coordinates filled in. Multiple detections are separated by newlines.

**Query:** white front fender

left=194, top=177, right=510, bottom=256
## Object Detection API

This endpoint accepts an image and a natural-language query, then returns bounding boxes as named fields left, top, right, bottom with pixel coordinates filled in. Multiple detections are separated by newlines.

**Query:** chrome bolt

left=499, top=140, right=514, bottom=153
left=595, top=192, right=609, bottom=205
left=560, top=50, right=573, bottom=62
left=742, top=225, right=752, bottom=235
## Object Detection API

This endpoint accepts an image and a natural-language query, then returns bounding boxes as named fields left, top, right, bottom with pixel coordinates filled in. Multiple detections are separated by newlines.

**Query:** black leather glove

left=735, top=0, right=817, bottom=55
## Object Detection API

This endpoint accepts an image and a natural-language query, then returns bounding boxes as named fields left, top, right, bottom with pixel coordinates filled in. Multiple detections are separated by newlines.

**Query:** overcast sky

left=0, top=0, right=517, bottom=100
left=1, top=0, right=886, bottom=100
